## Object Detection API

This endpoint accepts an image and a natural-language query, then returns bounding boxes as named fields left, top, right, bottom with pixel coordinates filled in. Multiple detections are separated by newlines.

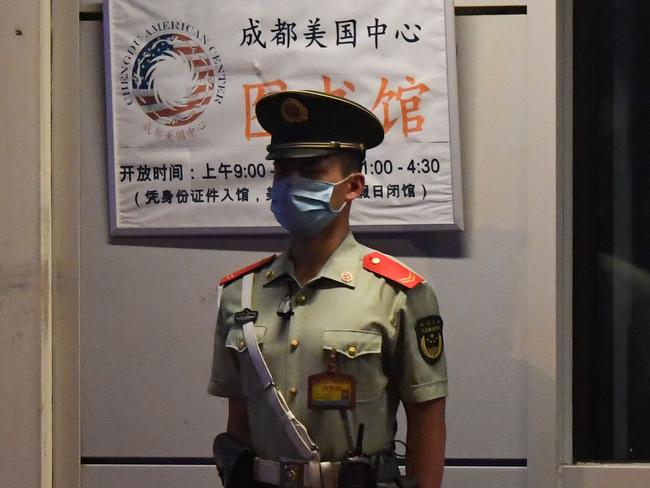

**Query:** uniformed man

left=209, top=90, right=447, bottom=488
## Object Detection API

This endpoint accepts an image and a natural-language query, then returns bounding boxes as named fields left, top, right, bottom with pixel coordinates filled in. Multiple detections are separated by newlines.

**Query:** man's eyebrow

left=301, top=166, right=327, bottom=175
left=303, top=160, right=328, bottom=169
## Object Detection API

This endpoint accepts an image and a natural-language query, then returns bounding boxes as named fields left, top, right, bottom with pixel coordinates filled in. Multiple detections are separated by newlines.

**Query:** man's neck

left=289, top=220, right=350, bottom=285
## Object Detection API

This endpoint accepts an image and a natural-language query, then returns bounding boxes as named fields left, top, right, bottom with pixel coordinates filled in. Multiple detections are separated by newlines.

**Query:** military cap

left=255, top=90, right=384, bottom=160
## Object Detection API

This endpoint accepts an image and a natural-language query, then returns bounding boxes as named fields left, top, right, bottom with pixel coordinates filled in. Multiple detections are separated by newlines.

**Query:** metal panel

left=80, top=1, right=528, bottom=14
left=80, top=0, right=101, bottom=12
left=82, top=465, right=526, bottom=488
left=82, top=465, right=222, bottom=488
left=53, top=0, right=82, bottom=486
left=391, top=13, right=529, bottom=458
left=444, top=467, right=526, bottom=487
left=562, top=465, right=650, bottom=488
left=80, top=11, right=528, bottom=459
left=80, top=21, right=241, bottom=457
left=524, top=1, right=563, bottom=486
left=454, top=1, right=525, bottom=7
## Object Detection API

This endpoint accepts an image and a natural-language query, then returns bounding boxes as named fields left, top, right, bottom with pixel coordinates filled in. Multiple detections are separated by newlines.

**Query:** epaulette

left=219, top=254, right=277, bottom=286
left=362, top=251, right=424, bottom=289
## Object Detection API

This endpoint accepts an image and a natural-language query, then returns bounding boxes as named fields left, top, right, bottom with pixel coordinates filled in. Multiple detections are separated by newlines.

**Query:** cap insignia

left=281, top=98, right=309, bottom=124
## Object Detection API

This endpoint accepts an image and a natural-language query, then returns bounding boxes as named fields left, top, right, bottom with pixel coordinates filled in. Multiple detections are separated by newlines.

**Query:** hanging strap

left=240, top=273, right=319, bottom=461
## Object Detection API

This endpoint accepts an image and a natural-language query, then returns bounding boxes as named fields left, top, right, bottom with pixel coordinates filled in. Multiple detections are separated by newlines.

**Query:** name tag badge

left=308, top=371, right=356, bottom=410
left=307, top=349, right=356, bottom=410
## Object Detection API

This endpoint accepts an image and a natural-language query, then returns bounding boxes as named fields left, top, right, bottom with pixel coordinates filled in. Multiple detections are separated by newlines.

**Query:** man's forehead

left=273, top=155, right=343, bottom=167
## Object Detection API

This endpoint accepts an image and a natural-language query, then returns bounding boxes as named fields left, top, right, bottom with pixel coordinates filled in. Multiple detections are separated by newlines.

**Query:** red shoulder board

left=219, top=254, right=277, bottom=286
left=362, top=252, right=424, bottom=289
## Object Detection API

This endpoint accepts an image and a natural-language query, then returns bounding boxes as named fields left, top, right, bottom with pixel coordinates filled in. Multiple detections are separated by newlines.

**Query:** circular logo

left=281, top=98, right=309, bottom=124
left=131, top=33, right=216, bottom=127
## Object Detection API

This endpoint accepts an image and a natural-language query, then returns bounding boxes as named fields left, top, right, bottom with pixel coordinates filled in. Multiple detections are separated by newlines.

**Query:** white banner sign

left=104, top=0, right=463, bottom=235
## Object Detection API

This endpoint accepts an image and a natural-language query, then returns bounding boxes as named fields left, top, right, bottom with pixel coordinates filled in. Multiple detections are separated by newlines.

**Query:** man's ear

left=346, top=172, right=366, bottom=201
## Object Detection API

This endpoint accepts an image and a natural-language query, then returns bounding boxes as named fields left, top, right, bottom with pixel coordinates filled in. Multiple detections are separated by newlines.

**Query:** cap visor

left=265, top=147, right=342, bottom=160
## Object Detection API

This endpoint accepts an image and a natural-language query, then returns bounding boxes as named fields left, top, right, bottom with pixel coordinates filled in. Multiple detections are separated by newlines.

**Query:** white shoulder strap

left=240, top=273, right=273, bottom=387
left=241, top=274, right=254, bottom=308
left=216, top=285, right=224, bottom=314
left=240, top=272, right=319, bottom=461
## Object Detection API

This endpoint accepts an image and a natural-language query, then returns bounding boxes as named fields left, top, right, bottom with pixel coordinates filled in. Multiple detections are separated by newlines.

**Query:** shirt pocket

left=225, top=325, right=267, bottom=397
left=322, top=329, right=387, bottom=403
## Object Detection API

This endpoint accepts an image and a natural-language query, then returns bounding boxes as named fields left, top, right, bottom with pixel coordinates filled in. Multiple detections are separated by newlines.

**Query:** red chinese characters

left=243, top=75, right=431, bottom=141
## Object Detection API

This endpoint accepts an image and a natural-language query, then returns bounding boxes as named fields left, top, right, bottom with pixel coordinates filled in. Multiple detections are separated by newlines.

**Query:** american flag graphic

left=131, top=33, right=215, bottom=127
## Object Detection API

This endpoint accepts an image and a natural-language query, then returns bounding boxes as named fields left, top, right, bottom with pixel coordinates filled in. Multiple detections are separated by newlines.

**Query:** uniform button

left=290, top=339, right=300, bottom=350
left=296, top=295, right=307, bottom=305
left=265, top=270, right=274, bottom=281
left=288, top=386, right=298, bottom=395
left=239, top=340, right=245, bottom=349
left=371, top=257, right=381, bottom=265
left=347, top=345, right=358, bottom=357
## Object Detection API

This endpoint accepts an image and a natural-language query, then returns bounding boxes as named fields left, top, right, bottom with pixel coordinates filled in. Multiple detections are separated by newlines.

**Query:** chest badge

left=415, top=315, right=444, bottom=364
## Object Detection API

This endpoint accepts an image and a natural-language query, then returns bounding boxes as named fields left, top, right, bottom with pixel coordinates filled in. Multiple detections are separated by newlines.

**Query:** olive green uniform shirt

left=208, top=233, right=447, bottom=461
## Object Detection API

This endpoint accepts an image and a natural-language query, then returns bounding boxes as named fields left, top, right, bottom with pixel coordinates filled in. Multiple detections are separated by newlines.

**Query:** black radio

left=338, top=424, right=377, bottom=488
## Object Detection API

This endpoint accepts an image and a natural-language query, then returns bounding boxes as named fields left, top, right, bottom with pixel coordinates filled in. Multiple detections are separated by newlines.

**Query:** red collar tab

left=362, top=252, right=424, bottom=289
left=219, top=254, right=277, bottom=286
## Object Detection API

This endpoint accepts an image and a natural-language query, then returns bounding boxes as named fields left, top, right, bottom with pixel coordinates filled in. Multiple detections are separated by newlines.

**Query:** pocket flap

left=225, top=326, right=267, bottom=352
left=322, top=330, right=382, bottom=358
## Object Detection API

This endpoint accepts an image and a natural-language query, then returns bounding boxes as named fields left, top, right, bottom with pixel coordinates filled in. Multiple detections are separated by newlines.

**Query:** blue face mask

left=271, top=174, right=350, bottom=237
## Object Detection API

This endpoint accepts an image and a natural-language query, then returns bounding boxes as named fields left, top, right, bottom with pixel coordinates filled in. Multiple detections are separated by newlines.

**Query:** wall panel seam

left=80, top=6, right=528, bottom=21
left=40, top=0, right=53, bottom=486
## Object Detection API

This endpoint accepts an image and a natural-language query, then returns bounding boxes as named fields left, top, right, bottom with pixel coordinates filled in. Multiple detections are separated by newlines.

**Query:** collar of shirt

left=262, top=232, right=363, bottom=289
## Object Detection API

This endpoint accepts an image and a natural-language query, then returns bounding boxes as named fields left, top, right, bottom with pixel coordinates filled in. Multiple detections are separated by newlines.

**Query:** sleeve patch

left=415, top=315, right=444, bottom=365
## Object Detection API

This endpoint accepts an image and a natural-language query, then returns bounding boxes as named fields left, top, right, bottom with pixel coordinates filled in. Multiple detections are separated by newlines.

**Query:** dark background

left=573, top=0, right=650, bottom=461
